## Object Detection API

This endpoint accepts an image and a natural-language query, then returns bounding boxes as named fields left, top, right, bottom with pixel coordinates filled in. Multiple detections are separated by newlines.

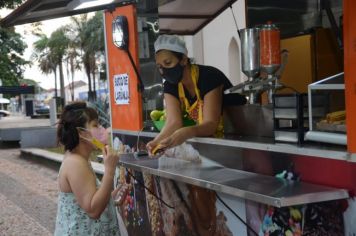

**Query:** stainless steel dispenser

left=225, top=23, right=285, bottom=104
left=241, top=28, right=260, bottom=80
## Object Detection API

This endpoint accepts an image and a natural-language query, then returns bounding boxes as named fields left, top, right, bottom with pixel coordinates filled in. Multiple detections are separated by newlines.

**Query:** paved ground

left=0, top=116, right=52, bottom=129
left=0, top=144, right=59, bottom=236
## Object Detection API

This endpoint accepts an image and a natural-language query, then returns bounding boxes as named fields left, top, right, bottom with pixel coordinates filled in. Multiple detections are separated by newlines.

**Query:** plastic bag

left=164, top=142, right=201, bottom=163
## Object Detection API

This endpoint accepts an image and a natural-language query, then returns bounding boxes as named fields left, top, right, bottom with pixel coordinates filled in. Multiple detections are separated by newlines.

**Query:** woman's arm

left=147, top=93, right=182, bottom=151
left=159, top=85, right=223, bottom=148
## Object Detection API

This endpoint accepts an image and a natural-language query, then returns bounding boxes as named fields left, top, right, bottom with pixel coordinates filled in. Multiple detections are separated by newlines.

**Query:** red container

left=260, top=22, right=281, bottom=74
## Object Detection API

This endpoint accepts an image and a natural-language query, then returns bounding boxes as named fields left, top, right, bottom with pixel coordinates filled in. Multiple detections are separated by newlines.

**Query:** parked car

left=35, top=105, right=50, bottom=115
left=0, top=110, right=10, bottom=117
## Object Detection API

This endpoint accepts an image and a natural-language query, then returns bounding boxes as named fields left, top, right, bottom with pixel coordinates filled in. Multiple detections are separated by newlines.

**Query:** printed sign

left=114, top=74, right=129, bottom=104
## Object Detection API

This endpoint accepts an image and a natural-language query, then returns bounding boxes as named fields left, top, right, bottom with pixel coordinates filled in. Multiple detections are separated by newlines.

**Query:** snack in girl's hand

left=91, top=137, right=105, bottom=150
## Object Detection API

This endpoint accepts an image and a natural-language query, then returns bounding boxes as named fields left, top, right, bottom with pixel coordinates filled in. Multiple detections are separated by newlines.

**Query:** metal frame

left=305, top=72, right=346, bottom=145
left=119, top=154, right=349, bottom=207
left=0, top=0, right=135, bottom=27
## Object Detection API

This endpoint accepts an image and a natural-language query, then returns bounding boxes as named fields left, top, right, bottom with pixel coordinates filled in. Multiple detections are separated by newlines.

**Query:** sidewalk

left=0, top=148, right=58, bottom=235
left=0, top=148, right=106, bottom=235
left=21, top=148, right=105, bottom=175
left=0, top=115, right=51, bottom=129
left=0, top=115, right=53, bottom=142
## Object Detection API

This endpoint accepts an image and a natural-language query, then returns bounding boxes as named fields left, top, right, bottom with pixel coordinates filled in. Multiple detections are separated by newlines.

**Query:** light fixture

left=112, top=15, right=145, bottom=92
left=112, top=15, right=129, bottom=50
left=74, top=0, right=115, bottom=10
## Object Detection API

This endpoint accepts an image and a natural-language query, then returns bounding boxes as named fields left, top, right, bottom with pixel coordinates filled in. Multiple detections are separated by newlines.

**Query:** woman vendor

left=147, top=34, right=245, bottom=153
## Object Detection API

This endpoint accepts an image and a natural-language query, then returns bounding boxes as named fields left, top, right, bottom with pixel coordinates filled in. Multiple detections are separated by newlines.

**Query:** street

left=0, top=145, right=59, bottom=236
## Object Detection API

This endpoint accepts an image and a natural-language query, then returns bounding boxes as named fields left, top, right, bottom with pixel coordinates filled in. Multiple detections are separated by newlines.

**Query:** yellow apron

left=178, top=65, right=223, bottom=235
left=178, top=64, right=224, bottom=138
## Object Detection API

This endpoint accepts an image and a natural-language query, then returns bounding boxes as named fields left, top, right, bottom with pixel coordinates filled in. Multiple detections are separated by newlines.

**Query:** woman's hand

left=146, top=139, right=160, bottom=154
left=146, top=127, right=192, bottom=154
left=103, top=146, right=119, bottom=176
left=159, top=127, right=194, bottom=149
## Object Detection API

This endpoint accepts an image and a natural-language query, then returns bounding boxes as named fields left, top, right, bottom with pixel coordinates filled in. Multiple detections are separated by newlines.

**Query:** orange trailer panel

left=344, top=0, right=356, bottom=152
left=105, top=5, right=143, bottom=131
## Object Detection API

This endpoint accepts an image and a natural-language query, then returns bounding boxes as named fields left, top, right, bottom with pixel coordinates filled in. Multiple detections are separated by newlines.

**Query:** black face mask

left=161, top=62, right=184, bottom=85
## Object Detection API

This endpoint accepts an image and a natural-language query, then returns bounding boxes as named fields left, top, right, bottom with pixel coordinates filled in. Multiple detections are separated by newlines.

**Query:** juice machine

left=225, top=22, right=284, bottom=104
left=224, top=22, right=285, bottom=140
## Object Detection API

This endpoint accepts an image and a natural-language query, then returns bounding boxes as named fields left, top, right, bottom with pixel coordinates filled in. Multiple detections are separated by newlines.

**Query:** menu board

left=113, top=73, right=129, bottom=105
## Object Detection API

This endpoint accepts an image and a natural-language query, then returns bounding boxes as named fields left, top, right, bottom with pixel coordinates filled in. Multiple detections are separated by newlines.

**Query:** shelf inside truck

left=305, top=72, right=346, bottom=145
left=118, top=154, right=349, bottom=208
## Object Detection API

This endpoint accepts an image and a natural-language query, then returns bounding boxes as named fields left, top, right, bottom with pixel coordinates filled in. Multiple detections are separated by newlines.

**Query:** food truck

left=2, top=0, right=356, bottom=235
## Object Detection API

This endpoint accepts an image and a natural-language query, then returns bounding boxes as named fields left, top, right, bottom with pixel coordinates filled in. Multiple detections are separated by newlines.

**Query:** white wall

left=185, top=1, right=247, bottom=86
left=184, top=31, right=204, bottom=64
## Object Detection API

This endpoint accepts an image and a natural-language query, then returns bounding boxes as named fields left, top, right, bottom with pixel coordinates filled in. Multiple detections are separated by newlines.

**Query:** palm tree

left=65, top=46, right=80, bottom=101
left=69, top=12, right=105, bottom=101
left=68, top=14, right=93, bottom=100
left=39, top=54, right=58, bottom=96
left=84, top=12, right=105, bottom=99
left=47, top=27, right=70, bottom=105
left=32, top=34, right=58, bottom=97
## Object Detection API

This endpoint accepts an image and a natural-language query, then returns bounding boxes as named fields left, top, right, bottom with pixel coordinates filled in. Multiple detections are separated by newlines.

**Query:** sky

left=0, top=9, right=89, bottom=90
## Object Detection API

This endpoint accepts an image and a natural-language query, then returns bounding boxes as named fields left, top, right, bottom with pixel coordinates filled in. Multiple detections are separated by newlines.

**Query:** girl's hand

left=103, top=146, right=119, bottom=175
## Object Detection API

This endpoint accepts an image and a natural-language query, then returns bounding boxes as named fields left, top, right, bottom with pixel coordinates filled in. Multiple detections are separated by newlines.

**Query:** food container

left=260, top=21, right=281, bottom=75
left=240, top=28, right=260, bottom=79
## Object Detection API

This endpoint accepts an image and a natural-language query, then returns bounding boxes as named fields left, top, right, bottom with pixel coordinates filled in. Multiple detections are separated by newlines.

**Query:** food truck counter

left=114, top=128, right=351, bottom=204
left=114, top=129, right=351, bottom=161
left=118, top=154, right=349, bottom=208
left=113, top=128, right=354, bottom=235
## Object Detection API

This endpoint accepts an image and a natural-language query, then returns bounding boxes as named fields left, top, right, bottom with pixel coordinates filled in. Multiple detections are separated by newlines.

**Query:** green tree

left=64, top=37, right=81, bottom=102
left=32, top=34, right=58, bottom=97
left=47, top=27, right=70, bottom=104
left=0, top=26, right=28, bottom=86
left=84, top=12, right=105, bottom=97
left=69, top=12, right=105, bottom=101
left=33, top=28, right=69, bottom=104
left=0, top=0, right=24, bottom=9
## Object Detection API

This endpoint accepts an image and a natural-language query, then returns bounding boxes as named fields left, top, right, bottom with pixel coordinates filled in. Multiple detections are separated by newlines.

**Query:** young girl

left=54, top=102, right=120, bottom=236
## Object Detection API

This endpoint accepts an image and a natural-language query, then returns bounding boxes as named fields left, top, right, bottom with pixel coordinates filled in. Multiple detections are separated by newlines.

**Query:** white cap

left=154, top=34, right=188, bottom=55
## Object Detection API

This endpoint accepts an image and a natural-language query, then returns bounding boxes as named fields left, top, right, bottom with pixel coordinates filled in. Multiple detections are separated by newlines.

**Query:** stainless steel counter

left=119, top=154, right=349, bottom=208
left=113, top=129, right=349, bottom=161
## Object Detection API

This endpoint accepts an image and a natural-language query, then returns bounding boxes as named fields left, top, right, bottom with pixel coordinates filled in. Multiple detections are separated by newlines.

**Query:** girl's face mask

left=78, top=126, right=108, bottom=150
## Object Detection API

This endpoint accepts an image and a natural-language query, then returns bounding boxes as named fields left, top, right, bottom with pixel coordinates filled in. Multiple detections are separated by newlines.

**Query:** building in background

left=64, top=80, right=88, bottom=102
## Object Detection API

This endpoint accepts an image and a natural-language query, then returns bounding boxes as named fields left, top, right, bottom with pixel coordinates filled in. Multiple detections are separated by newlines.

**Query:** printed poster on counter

left=114, top=73, right=129, bottom=105
left=111, top=135, right=350, bottom=236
